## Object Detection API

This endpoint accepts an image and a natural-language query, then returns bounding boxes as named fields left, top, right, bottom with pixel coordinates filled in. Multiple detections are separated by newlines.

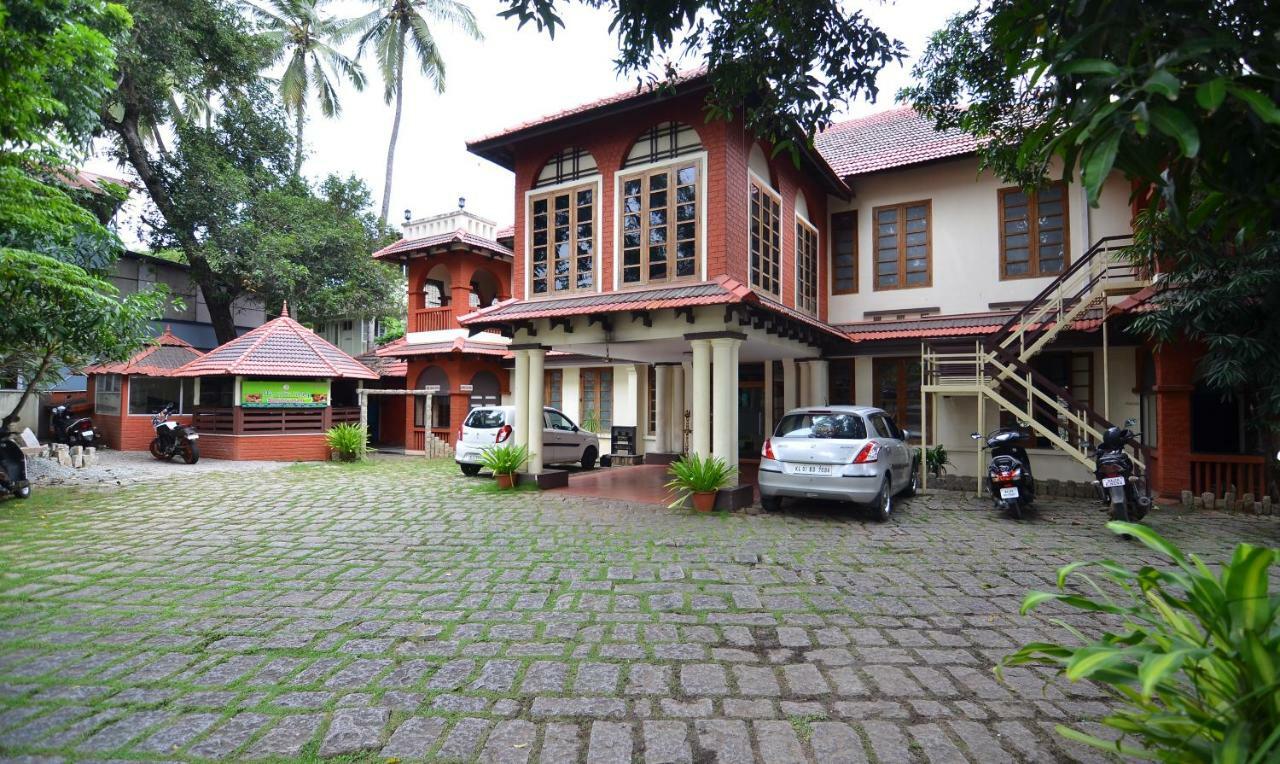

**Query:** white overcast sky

left=89, top=0, right=972, bottom=242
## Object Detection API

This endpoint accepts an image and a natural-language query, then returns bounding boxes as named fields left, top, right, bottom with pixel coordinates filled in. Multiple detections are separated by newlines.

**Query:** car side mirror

left=900, top=429, right=911, bottom=441
left=970, top=432, right=982, bottom=440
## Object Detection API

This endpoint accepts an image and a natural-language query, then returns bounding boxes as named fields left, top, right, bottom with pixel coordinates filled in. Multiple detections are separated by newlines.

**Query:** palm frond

left=412, top=0, right=482, bottom=41
left=406, top=14, right=446, bottom=91
left=279, top=50, right=309, bottom=112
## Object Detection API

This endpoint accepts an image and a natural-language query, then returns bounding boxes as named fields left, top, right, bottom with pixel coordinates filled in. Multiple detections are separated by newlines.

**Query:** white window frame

left=522, top=174, right=603, bottom=299
left=794, top=212, right=819, bottom=316
left=95, top=374, right=122, bottom=415
left=612, top=152, right=708, bottom=291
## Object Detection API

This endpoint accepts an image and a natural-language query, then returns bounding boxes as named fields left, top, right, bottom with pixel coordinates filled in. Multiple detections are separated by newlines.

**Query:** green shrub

left=580, top=409, right=601, bottom=433
left=480, top=443, right=528, bottom=477
left=664, top=453, right=736, bottom=508
left=325, top=424, right=370, bottom=462
left=1000, top=522, right=1279, bottom=762
left=918, top=443, right=951, bottom=477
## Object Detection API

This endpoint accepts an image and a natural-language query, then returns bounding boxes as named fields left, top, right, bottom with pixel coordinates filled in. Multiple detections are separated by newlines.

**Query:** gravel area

left=25, top=448, right=294, bottom=488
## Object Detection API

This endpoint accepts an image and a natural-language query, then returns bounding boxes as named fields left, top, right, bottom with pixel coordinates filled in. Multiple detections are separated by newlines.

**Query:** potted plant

left=480, top=443, right=528, bottom=489
left=325, top=424, right=370, bottom=462
left=917, top=443, right=952, bottom=478
left=665, top=453, right=736, bottom=511
left=580, top=409, right=601, bottom=434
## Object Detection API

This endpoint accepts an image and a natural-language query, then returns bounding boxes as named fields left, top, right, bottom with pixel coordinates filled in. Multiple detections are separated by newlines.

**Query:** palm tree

left=252, top=0, right=367, bottom=175
left=353, top=0, right=482, bottom=224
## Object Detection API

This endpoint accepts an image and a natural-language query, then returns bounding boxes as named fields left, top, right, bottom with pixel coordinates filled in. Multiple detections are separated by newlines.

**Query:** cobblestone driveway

left=0, top=458, right=1276, bottom=763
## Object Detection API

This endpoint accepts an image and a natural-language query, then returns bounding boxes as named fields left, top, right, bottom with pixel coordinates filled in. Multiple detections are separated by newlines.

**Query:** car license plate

left=186, top=433, right=199, bottom=439
left=1101, top=476, right=1125, bottom=488
left=463, top=451, right=480, bottom=461
left=790, top=464, right=831, bottom=476
left=999, top=487, right=1020, bottom=499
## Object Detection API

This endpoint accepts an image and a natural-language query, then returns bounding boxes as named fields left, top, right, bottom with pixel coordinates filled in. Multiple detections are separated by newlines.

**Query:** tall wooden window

left=646, top=366, right=657, bottom=433
left=796, top=218, right=819, bottom=314
left=544, top=369, right=563, bottom=411
left=831, top=211, right=857, bottom=294
left=749, top=179, right=782, bottom=295
left=530, top=184, right=594, bottom=295
left=999, top=182, right=1069, bottom=278
left=620, top=162, right=699, bottom=285
left=873, top=201, right=931, bottom=290
left=579, top=368, right=613, bottom=431
left=872, top=357, right=922, bottom=439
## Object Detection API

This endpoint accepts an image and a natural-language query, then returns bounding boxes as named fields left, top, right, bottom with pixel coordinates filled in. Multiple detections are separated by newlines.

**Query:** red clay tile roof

left=372, top=229, right=514, bottom=261
left=495, top=224, right=515, bottom=241
left=375, top=334, right=512, bottom=359
left=172, top=304, right=377, bottom=379
left=85, top=327, right=203, bottom=377
left=355, top=348, right=407, bottom=378
left=459, top=276, right=850, bottom=341
left=1109, top=282, right=1161, bottom=316
left=840, top=308, right=1106, bottom=342
left=814, top=107, right=976, bottom=178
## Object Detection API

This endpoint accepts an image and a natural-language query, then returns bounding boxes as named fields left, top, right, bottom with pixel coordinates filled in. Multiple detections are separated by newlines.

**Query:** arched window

left=469, top=370, right=501, bottom=407
left=748, top=143, right=782, bottom=296
left=414, top=366, right=452, bottom=429
left=534, top=147, right=599, bottom=188
left=622, top=121, right=704, bottom=168
left=794, top=191, right=818, bottom=314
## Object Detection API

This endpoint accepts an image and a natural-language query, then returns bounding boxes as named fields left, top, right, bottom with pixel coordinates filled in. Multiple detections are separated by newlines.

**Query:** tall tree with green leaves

left=251, top=0, right=367, bottom=174
left=352, top=0, right=482, bottom=224
left=902, top=0, right=1280, bottom=436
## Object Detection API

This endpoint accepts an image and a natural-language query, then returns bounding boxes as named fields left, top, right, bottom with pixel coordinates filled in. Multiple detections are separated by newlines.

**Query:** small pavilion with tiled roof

left=85, top=327, right=205, bottom=451
left=168, top=304, right=378, bottom=460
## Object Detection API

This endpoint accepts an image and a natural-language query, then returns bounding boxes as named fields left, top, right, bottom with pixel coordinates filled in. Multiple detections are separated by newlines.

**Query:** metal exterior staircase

left=922, top=234, right=1150, bottom=473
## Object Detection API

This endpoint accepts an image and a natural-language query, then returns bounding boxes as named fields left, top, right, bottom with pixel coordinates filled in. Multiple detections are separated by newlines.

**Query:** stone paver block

left=586, top=721, right=632, bottom=764
left=319, top=707, right=388, bottom=757
left=382, top=716, right=446, bottom=759
left=247, top=714, right=322, bottom=758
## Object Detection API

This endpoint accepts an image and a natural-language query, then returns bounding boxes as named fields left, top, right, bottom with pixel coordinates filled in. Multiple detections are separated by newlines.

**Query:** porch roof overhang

left=458, top=276, right=853, bottom=351
left=838, top=307, right=1115, bottom=345
left=372, top=230, right=514, bottom=262
left=374, top=335, right=513, bottom=359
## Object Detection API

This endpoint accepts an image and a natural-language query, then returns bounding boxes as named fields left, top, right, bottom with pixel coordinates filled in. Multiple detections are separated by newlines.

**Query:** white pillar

left=729, top=339, right=741, bottom=466
left=690, top=340, right=712, bottom=458
left=619, top=365, right=639, bottom=427
left=763, top=361, right=774, bottom=434
left=654, top=364, right=671, bottom=452
left=711, top=338, right=738, bottom=466
left=670, top=364, right=685, bottom=453
left=512, top=350, right=530, bottom=452
left=781, top=359, right=796, bottom=413
left=797, top=361, right=811, bottom=407
left=809, top=359, right=829, bottom=407
left=633, top=364, right=647, bottom=455
left=526, top=347, right=545, bottom=474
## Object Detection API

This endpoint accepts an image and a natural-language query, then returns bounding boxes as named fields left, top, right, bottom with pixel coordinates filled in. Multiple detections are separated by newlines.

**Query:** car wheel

left=761, top=496, right=782, bottom=512
left=901, top=460, right=919, bottom=497
left=459, top=463, right=482, bottom=477
left=873, top=475, right=893, bottom=522
left=581, top=447, right=598, bottom=470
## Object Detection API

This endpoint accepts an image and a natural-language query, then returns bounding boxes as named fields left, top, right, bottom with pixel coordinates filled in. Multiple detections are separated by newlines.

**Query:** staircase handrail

left=983, top=234, right=1135, bottom=354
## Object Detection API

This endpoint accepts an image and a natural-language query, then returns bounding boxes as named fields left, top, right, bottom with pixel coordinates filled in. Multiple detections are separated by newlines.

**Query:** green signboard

left=240, top=379, right=330, bottom=408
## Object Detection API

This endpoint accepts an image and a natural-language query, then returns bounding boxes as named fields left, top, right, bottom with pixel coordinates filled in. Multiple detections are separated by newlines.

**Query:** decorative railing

left=1189, top=453, right=1268, bottom=499
left=411, top=306, right=455, bottom=332
left=192, top=406, right=362, bottom=435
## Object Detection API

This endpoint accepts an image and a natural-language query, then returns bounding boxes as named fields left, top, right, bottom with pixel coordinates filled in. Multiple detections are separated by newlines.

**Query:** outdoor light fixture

left=403, top=209, right=411, bottom=222
left=458, top=195, right=466, bottom=210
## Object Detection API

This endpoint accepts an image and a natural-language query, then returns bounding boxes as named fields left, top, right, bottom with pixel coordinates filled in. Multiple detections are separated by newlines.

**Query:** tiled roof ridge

left=819, top=105, right=919, bottom=135
left=284, top=315, right=344, bottom=378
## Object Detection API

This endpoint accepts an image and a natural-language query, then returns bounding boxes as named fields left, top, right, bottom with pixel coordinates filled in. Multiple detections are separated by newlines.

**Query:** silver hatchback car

left=757, top=406, right=919, bottom=520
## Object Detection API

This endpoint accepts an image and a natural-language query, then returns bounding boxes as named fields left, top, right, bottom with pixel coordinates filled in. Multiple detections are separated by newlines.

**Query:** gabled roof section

left=85, top=327, right=203, bottom=377
left=372, top=229, right=514, bottom=261
left=356, top=347, right=407, bottom=378
left=814, top=107, right=977, bottom=178
left=172, top=303, right=378, bottom=379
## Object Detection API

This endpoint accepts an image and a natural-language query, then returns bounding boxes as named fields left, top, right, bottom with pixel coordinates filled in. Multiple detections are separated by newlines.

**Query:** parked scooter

left=971, top=424, right=1036, bottom=519
left=49, top=404, right=96, bottom=448
left=1089, top=418, right=1150, bottom=523
left=149, top=403, right=199, bottom=464
left=0, top=428, right=31, bottom=499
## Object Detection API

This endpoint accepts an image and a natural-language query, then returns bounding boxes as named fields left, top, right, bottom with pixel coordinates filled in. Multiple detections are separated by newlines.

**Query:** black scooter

left=0, top=428, right=31, bottom=499
left=149, top=403, right=200, bottom=464
left=1090, top=418, right=1150, bottom=523
left=972, top=424, right=1036, bottom=519
left=49, top=405, right=96, bottom=448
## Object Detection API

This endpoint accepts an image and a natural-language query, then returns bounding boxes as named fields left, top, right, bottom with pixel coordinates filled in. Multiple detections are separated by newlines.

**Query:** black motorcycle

left=1090, top=418, right=1150, bottom=523
left=0, top=428, right=31, bottom=499
left=49, top=404, right=96, bottom=448
left=149, top=403, right=199, bottom=464
left=972, top=424, right=1036, bottom=519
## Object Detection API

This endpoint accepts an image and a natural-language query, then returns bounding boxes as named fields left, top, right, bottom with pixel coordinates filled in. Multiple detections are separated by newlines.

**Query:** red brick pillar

left=1152, top=343, right=1197, bottom=500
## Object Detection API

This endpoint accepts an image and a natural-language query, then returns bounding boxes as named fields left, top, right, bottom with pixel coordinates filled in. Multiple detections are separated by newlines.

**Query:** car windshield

left=774, top=413, right=867, bottom=440
left=465, top=409, right=507, bottom=429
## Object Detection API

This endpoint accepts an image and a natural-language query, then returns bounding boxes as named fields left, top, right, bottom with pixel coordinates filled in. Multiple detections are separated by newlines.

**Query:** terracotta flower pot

left=692, top=491, right=718, bottom=512
left=496, top=473, right=515, bottom=489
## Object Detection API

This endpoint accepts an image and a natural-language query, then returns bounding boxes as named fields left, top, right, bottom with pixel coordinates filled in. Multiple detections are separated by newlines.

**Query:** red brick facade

left=403, top=355, right=509, bottom=449
left=506, top=91, right=833, bottom=321
left=86, top=375, right=194, bottom=452
left=196, top=433, right=330, bottom=461
left=1150, top=340, right=1199, bottom=500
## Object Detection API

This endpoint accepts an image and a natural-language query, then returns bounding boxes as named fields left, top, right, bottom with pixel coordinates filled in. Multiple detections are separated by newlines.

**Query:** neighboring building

left=313, top=316, right=388, bottom=358
left=447, top=73, right=1257, bottom=500
left=84, top=328, right=204, bottom=451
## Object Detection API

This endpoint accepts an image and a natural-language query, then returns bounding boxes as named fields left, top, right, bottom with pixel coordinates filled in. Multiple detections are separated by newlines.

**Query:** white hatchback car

left=455, top=406, right=601, bottom=476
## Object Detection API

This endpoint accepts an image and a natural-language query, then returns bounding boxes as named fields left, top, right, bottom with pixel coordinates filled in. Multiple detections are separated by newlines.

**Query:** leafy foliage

left=903, top=0, right=1280, bottom=426
left=250, top=0, right=366, bottom=174
left=917, top=443, right=952, bottom=478
left=324, top=423, right=370, bottom=461
left=0, top=163, right=122, bottom=272
left=0, top=250, right=166, bottom=429
left=1001, top=522, right=1279, bottom=762
left=480, top=443, right=528, bottom=477
left=664, top=453, right=735, bottom=508
left=498, top=0, right=903, bottom=158
left=578, top=409, right=600, bottom=434
left=0, top=0, right=129, bottom=152
left=374, top=316, right=405, bottom=346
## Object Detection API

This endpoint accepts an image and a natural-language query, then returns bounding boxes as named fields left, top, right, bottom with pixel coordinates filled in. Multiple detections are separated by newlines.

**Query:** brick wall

left=505, top=92, right=835, bottom=321
left=197, top=433, right=330, bottom=461
left=89, top=376, right=193, bottom=452
left=1151, top=340, right=1199, bottom=500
